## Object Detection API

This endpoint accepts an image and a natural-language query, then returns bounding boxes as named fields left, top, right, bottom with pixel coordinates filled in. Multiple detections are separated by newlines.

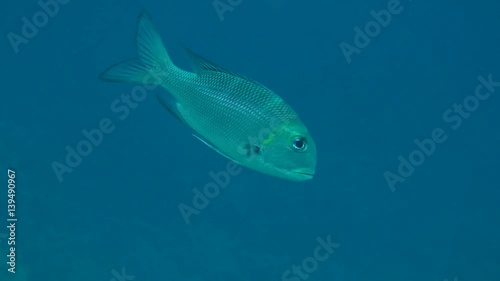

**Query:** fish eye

left=291, top=136, right=307, bottom=152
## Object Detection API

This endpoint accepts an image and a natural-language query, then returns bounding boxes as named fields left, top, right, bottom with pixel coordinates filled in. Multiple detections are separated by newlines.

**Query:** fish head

left=250, top=119, right=317, bottom=181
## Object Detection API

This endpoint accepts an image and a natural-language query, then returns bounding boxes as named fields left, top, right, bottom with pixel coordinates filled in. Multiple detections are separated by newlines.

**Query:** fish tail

left=99, top=12, right=176, bottom=84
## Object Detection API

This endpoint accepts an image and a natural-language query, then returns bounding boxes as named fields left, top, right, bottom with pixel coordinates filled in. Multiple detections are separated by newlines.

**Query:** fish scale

left=173, top=74, right=287, bottom=145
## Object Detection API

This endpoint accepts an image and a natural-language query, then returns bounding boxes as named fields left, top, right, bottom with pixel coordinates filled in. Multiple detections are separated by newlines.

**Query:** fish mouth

left=290, top=169, right=315, bottom=180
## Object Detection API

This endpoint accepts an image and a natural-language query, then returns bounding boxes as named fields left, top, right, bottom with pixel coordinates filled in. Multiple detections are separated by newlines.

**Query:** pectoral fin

left=192, top=134, right=241, bottom=164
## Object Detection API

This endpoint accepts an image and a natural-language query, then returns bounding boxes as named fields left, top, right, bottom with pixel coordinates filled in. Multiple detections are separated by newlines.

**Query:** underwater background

left=1, top=0, right=499, bottom=280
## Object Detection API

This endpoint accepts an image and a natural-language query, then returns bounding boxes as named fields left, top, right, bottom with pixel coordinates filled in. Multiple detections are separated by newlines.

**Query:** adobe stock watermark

left=178, top=117, right=288, bottom=224
left=213, top=0, right=243, bottom=21
left=7, top=0, right=71, bottom=54
left=282, top=235, right=340, bottom=281
left=339, top=0, right=405, bottom=64
left=51, top=72, right=164, bottom=183
left=110, top=267, right=135, bottom=281
left=385, top=74, right=500, bottom=192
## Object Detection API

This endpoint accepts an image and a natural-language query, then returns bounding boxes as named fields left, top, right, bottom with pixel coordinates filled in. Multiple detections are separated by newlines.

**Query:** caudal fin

left=99, top=12, right=174, bottom=84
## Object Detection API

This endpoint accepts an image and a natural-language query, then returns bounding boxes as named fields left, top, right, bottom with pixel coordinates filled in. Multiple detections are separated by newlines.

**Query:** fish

left=100, top=12, right=317, bottom=181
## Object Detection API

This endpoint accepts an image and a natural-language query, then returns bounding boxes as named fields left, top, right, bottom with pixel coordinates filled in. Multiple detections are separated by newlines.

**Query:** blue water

left=1, top=0, right=499, bottom=280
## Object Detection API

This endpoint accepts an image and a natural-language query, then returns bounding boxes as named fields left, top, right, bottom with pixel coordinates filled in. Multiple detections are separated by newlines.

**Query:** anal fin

left=156, top=93, right=188, bottom=124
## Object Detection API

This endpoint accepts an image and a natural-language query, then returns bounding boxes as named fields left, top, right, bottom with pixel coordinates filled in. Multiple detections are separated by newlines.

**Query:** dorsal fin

left=182, top=46, right=247, bottom=79
left=182, top=46, right=277, bottom=94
